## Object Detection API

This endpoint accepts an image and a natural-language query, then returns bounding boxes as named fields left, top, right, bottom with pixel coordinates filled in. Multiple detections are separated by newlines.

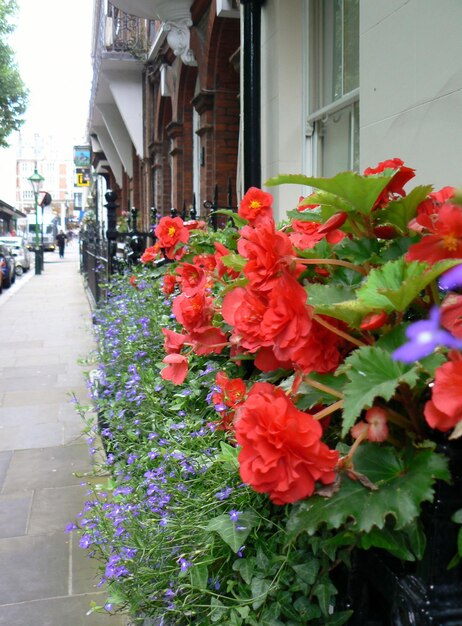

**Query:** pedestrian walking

left=56, top=230, right=68, bottom=258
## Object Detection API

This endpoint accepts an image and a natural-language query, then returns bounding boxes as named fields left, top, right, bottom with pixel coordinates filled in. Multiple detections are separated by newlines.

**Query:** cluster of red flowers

left=139, top=157, right=462, bottom=503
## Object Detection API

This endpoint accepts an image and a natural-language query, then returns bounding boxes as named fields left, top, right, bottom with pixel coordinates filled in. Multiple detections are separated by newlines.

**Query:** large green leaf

left=265, top=171, right=395, bottom=216
left=373, top=185, right=433, bottom=234
left=205, top=510, right=258, bottom=553
left=357, top=258, right=462, bottom=313
left=287, top=444, right=449, bottom=537
left=307, top=283, right=369, bottom=328
left=341, top=346, right=419, bottom=435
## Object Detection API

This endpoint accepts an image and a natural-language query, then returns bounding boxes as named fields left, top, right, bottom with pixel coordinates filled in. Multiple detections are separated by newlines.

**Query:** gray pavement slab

left=0, top=243, right=128, bottom=625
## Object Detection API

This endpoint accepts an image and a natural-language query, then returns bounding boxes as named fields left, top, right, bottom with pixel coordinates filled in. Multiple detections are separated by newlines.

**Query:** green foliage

left=0, top=0, right=28, bottom=146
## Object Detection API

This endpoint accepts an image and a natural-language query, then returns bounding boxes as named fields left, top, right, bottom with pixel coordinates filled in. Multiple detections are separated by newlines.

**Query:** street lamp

left=28, top=166, right=45, bottom=275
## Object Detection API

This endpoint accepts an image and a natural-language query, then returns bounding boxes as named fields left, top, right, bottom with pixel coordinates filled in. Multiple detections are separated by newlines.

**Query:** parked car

left=0, top=244, right=16, bottom=289
left=0, top=237, right=31, bottom=275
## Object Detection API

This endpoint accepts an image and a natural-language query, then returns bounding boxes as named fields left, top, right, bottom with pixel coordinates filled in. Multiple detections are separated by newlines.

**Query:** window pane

left=322, top=0, right=359, bottom=106
left=343, top=0, right=359, bottom=94
left=320, top=105, right=358, bottom=176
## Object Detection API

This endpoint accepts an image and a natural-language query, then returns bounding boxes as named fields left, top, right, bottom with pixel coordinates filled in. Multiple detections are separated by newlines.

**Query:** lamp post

left=28, top=167, right=45, bottom=275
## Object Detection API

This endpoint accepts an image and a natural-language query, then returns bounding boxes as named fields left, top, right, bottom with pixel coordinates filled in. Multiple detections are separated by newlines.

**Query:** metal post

left=34, top=192, right=41, bottom=275
left=241, top=0, right=263, bottom=191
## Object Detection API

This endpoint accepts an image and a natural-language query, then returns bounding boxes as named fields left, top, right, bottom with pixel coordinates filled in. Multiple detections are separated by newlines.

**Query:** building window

left=22, top=190, right=34, bottom=200
left=306, top=0, right=359, bottom=176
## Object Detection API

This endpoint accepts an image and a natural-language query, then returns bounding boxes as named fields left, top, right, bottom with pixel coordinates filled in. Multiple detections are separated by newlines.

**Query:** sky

left=0, top=0, right=94, bottom=204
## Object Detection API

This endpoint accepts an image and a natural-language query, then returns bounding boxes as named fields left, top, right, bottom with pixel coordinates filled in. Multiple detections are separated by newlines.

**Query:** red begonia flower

left=408, top=186, right=455, bottom=233
left=235, top=382, right=339, bottom=505
left=360, top=311, right=388, bottom=331
left=238, top=187, right=274, bottom=225
left=162, top=328, right=187, bottom=354
left=424, top=354, right=462, bottom=431
left=441, top=294, right=462, bottom=339
left=364, top=157, right=415, bottom=209
left=406, top=203, right=462, bottom=264
left=155, top=216, right=190, bottom=259
left=162, top=273, right=176, bottom=295
left=214, top=242, right=241, bottom=280
left=238, top=219, right=295, bottom=291
left=289, top=219, right=345, bottom=250
left=175, top=263, right=207, bottom=295
left=172, top=289, right=214, bottom=333
left=188, top=325, right=228, bottom=355
left=222, top=286, right=269, bottom=353
left=160, top=353, right=189, bottom=385
left=140, top=243, right=162, bottom=264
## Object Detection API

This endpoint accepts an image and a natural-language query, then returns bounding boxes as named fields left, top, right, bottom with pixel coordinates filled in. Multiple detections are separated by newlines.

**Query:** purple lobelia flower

left=393, top=307, right=462, bottom=363
left=439, top=263, right=462, bottom=290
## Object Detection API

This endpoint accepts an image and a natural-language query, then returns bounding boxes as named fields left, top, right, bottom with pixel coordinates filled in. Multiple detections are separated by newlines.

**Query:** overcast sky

left=0, top=0, right=94, bottom=204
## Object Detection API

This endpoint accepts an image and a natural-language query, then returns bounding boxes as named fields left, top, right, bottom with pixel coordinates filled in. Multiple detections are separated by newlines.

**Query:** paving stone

left=1, top=444, right=94, bottom=493
left=0, top=594, right=129, bottom=626
left=0, top=533, right=69, bottom=604
left=0, top=492, right=32, bottom=538
left=28, top=486, right=89, bottom=536
left=0, top=451, right=12, bottom=489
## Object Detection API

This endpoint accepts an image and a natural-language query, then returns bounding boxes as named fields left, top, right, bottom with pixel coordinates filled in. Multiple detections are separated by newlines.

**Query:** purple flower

left=229, top=509, right=241, bottom=523
left=439, top=264, right=462, bottom=290
left=393, top=307, right=462, bottom=363
left=178, top=557, right=192, bottom=573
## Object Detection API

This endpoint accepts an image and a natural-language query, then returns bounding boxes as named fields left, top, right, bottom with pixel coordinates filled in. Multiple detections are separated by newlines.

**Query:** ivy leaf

left=205, top=511, right=258, bottom=553
left=341, top=346, right=419, bottom=436
left=287, top=444, right=449, bottom=537
left=189, top=563, right=209, bottom=589
left=251, top=577, right=272, bottom=610
left=373, top=185, right=433, bottom=234
left=232, top=557, right=255, bottom=585
left=265, top=171, right=395, bottom=216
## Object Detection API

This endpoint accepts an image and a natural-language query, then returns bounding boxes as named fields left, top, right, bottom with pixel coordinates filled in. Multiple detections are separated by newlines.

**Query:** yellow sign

left=76, top=168, right=90, bottom=187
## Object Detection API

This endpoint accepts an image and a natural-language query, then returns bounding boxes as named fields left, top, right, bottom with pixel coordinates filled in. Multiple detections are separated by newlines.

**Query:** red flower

left=162, top=328, right=187, bottom=354
left=222, top=286, right=269, bottom=353
left=160, top=353, right=189, bottom=385
left=238, top=187, right=274, bottom=225
left=194, top=253, right=217, bottom=273
left=140, top=243, right=162, bottom=264
left=188, top=325, right=228, bottom=355
left=175, top=263, right=207, bottom=295
left=289, top=219, right=345, bottom=250
left=260, top=272, right=313, bottom=362
left=409, top=186, right=455, bottom=233
left=364, top=158, right=415, bottom=209
left=162, top=273, right=176, bottom=295
left=155, top=216, right=190, bottom=259
left=212, top=372, right=246, bottom=431
left=290, top=316, right=343, bottom=374
left=360, top=311, right=388, bottom=331
left=214, top=241, right=242, bottom=280
left=424, top=353, right=462, bottom=431
left=441, top=294, right=462, bottom=339
left=172, top=289, right=214, bottom=333
left=238, top=220, right=295, bottom=291
left=129, top=275, right=137, bottom=288
left=406, top=203, right=462, bottom=264
left=235, top=382, right=339, bottom=505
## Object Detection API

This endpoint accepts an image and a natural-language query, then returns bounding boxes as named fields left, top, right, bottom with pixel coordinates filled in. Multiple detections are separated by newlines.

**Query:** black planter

left=338, top=438, right=462, bottom=625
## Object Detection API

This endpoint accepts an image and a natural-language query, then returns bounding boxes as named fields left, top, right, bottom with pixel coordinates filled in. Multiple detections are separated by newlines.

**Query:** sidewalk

left=0, top=242, right=127, bottom=625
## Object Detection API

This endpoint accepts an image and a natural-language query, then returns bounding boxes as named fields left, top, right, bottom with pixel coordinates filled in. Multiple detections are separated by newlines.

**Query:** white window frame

left=303, top=0, right=359, bottom=178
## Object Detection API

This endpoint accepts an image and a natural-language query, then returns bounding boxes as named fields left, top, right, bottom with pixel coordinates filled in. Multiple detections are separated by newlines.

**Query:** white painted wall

left=260, top=0, right=304, bottom=222
left=360, top=0, right=462, bottom=191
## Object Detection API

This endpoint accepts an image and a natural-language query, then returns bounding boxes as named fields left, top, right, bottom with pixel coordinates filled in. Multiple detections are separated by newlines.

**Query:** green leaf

left=292, top=560, right=320, bottom=585
left=219, top=441, right=240, bottom=470
left=357, top=258, right=462, bottom=313
left=335, top=237, right=381, bottom=264
left=373, top=185, right=433, bottom=234
left=210, top=596, right=227, bottom=622
left=215, top=209, right=248, bottom=228
left=205, top=511, right=258, bottom=553
left=312, top=578, right=338, bottom=615
left=307, top=283, right=369, bottom=327
left=452, top=508, right=462, bottom=524
left=296, top=373, right=348, bottom=410
left=287, top=444, right=450, bottom=536
left=324, top=612, right=355, bottom=626
left=220, top=251, right=247, bottom=272
left=251, top=577, right=272, bottom=610
left=341, top=346, right=419, bottom=435
left=189, top=563, right=209, bottom=589
left=360, top=525, right=420, bottom=561
left=265, top=171, right=395, bottom=216
left=232, top=557, right=255, bottom=585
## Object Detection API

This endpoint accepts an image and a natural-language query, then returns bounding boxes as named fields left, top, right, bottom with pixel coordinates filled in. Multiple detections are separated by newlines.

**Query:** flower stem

left=303, top=376, right=343, bottom=399
left=295, top=257, right=368, bottom=276
left=312, top=399, right=343, bottom=420
left=313, top=314, right=367, bottom=348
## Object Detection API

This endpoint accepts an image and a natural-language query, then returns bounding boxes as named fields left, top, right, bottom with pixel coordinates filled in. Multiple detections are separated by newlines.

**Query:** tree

left=0, top=0, right=27, bottom=147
